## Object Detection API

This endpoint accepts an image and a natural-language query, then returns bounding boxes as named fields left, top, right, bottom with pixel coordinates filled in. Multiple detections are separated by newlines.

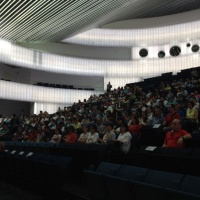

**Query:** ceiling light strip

left=1, top=0, right=50, bottom=39
left=34, top=0, right=106, bottom=41
left=6, top=0, right=63, bottom=40
left=25, top=0, right=89, bottom=41
left=1, top=0, right=28, bottom=23
left=1, top=2, right=34, bottom=39
left=14, top=0, right=77, bottom=42
left=1, top=0, right=18, bottom=16
left=41, top=0, right=129, bottom=42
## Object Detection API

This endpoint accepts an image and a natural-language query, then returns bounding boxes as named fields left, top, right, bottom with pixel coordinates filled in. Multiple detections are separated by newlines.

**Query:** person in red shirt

left=63, top=126, right=78, bottom=143
left=28, top=127, right=38, bottom=142
left=162, top=119, right=192, bottom=148
left=129, top=116, right=142, bottom=135
left=163, top=104, right=181, bottom=132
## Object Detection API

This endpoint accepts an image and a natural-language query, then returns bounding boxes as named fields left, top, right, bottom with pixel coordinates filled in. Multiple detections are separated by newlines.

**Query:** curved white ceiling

left=62, top=20, right=200, bottom=47
left=101, top=9, right=200, bottom=29
left=1, top=0, right=200, bottom=43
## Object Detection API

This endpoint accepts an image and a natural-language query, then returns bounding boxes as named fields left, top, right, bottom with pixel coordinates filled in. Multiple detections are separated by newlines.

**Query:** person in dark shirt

left=163, top=104, right=181, bottom=132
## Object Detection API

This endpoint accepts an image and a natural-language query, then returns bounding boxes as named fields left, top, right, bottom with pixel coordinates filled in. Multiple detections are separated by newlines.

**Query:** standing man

left=107, top=82, right=112, bottom=93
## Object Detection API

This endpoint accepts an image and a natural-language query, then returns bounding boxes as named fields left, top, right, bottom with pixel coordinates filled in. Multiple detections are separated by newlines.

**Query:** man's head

left=106, top=123, right=113, bottom=131
left=97, top=118, right=103, bottom=126
left=168, top=104, right=176, bottom=113
left=171, top=119, right=182, bottom=132
left=154, top=108, right=162, bottom=117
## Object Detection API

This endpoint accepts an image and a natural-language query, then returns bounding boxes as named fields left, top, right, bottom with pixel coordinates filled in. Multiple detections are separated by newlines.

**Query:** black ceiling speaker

left=186, top=43, right=191, bottom=47
left=191, top=45, right=199, bottom=52
left=170, top=46, right=181, bottom=57
left=139, top=48, right=148, bottom=57
left=158, top=51, right=165, bottom=58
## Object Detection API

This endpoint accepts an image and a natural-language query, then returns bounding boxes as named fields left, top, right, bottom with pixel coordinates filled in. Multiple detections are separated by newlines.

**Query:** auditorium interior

left=0, top=0, right=200, bottom=200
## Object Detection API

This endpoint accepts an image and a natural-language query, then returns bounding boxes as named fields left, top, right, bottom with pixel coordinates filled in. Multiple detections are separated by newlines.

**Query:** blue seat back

left=96, top=162, right=121, bottom=176
left=117, top=165, right=149, bottom=181
left=144, top=170, right=184, bottom=189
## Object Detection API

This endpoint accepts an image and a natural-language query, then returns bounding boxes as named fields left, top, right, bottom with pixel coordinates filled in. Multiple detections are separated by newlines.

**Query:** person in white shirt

left=50, top=129, right=62, bottom=143
left=77, top=125, right=89, bottom=143
left=86, top=125, right=99, bottom=144
left=116, top=123, right=132, bottom=153
left=98, top=123, right=116, bottom=144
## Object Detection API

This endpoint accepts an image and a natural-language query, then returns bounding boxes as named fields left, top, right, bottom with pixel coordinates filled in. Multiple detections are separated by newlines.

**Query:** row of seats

left=0, top=150, right=72, bottom=193
left=34, top=82, right=94, bottom=90
left=3, top=141, right=200, bottom=176
left=84, top=162, right=200, bottom=200
left=3, top=142, right=110, bottom=178
left=125, top=146, right=200, bottom=176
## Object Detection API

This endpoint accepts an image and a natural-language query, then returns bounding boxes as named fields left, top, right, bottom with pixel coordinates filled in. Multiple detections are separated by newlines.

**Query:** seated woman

left=139, top=112, right=148, bottom=126
left=50, top=129, right=62, bottom=143
left=98, top=123, right=116, bottom=144
left=77, top=125, right=89, bottom=143
left=129, top=116, right=142, bottom=135
left=73, top=118, right=81, bottom=130
left=186, top=101, right=198, bottom=121
left=115, top=123, right=132, bottom=154
left=63, top=126, right=78, bottom=143
left=81, top=114, right=89, bottom=125
left=86, top=125, right=99, bottom=144
left=184, top=101, right=198, bottom=132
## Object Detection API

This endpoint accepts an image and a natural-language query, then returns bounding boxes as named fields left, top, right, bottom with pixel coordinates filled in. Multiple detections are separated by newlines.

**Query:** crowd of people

left=1, top=68, right=200, bottom=153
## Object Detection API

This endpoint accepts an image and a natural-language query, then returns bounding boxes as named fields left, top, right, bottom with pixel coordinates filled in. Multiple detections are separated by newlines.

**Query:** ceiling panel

left=0, top=0, right=133, bottom=43
left=1, top=0, right=200, bottom=43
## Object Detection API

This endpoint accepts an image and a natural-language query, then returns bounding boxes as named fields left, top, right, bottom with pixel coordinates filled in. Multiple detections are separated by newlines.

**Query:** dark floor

left=0, top=181, right=71, bottom=200
left=0, top=181, right=43, bottom=200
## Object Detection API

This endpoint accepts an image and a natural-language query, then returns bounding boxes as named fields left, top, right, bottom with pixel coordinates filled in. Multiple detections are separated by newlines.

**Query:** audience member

left=50, top=129, right=62, bottom=143
left=162, top=119, right=192, bottom=148
left=86, top=125, right=99, bottom=144
left=116, top=123, right=132, bottom=154
left=77, top=125, right=89, bottom=143
left=151, top=107, right=164, bottom=126
left=98, top=123, right=116, bottom=144
left=163, top=104, right=181, bottom=132
left=63, top=126, right=78, bottom=143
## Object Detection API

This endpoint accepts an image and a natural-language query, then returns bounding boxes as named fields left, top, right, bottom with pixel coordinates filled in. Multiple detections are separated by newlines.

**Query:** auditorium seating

left=126, top=146, right=200, bottom=176
left=85, top=162, right=200, bottom=200
left=3, top=141, right=200, bottom=177
left=3, top=141, right=110, bottom=179
left=0, top=150, right=72, bottom=195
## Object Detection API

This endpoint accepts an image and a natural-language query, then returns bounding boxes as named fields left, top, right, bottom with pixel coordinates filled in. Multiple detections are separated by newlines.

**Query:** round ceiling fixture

left=158, top=51, right=165, bottom=58
left=170, top=46, right=181, bottom=57
left=139, top=49, right=148, bottom=57
left=191, top=45, right=200, bottom=52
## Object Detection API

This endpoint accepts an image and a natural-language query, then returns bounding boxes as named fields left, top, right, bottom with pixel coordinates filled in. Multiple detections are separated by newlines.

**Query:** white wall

left=1, top=39, right=200, bottom=91
left=0, top=80, right=103, bottom=104
left=0, top=63, right=104, bottom=91
left=34, top=102, right=71, bottom=115
left=19, top=42, right=132, bottom=60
